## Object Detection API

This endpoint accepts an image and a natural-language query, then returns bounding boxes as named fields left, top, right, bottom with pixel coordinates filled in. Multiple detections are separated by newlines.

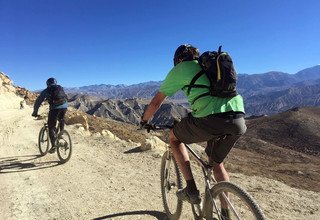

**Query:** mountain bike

left=144, top=124, right=265, bottom=220
left=38, top=119, right=72, bottom=163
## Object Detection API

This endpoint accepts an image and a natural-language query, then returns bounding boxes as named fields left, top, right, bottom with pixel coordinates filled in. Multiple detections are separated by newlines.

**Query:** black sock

left=186, top=179, right=197, bottom=193
left=221, top=208, right=230, bottom=219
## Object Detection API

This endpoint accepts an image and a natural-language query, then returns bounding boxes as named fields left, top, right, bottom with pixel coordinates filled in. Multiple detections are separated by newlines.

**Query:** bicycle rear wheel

left=38, top=126, right=49, bottom=156
left=160, top=150, right=183, bottom=220
left=205, top=181, right=265, bottom=220
left=56, top=130, right=72, bottom=163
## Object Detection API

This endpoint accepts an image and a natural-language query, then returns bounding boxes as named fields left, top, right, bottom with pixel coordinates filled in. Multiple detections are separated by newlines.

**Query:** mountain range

left=66, top=65, right=320, bottom=119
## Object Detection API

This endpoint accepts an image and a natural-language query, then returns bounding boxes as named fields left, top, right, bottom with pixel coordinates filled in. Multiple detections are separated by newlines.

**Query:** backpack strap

left=216, top=54, right=222, bottom=81
left=182, top=69, right=212, bottom=105
left=216, top=52, right=228, bottom=81
left=182, top=70, right=208, bottom=95
left=191, top=92, right=211, bottom=105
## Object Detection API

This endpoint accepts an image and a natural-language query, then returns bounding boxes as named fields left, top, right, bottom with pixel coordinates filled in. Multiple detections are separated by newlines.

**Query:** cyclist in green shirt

left=141, top=44, right=246, bottom=205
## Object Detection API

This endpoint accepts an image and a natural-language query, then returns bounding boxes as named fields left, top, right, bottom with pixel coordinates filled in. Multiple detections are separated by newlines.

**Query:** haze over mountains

left=66, top=65, right=320, bottom=122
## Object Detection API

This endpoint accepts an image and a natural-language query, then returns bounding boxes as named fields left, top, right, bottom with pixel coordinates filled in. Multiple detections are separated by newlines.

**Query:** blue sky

left=1, top=0, right=319, bottom=90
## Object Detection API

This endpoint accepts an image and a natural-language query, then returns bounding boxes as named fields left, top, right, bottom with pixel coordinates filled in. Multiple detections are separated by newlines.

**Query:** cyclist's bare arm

left=142, top=91, right=167, bottom=122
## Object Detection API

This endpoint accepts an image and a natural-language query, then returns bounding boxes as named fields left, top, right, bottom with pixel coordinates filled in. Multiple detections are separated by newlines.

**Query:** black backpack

left=48, top=85, right=67, bottom=106
left=184, top=46, right=238, bottom=104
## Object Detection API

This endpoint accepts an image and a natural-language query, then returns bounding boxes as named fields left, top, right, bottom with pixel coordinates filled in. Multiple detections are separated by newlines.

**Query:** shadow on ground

left=123, top=146, right=144, bottom=154
left=93, top=210, right=167, bottom=220
left=0, top=154, right=60, bottom=174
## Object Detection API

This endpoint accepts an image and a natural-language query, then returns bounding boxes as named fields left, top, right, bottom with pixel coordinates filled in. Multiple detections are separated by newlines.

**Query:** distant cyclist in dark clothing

left=32, top=77, right=68, bottom=153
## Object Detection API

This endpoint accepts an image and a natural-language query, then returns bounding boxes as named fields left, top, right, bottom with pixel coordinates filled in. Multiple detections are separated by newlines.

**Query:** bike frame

left=43, top=119, right=64, bottom=134
left=153, top=124, right=222, bottom=217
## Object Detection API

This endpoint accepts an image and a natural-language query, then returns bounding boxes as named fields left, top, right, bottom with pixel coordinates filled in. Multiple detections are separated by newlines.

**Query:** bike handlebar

left=140, top=123, right=174, bottom=133
left=153, top=124, right=174, bottom=130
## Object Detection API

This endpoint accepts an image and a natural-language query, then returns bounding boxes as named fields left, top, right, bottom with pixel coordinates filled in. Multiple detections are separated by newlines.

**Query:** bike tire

left=191, top=202, right=203, bottom=220
left=56, top=130, right=72, bottom=163
left=204, top=181, right=265, bottom=220
left=38, top=126, right=49, bottom=156
left=160, top=150, right=183, bottom=220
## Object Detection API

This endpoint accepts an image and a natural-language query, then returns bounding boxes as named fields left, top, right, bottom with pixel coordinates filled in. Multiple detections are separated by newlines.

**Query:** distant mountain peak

left=295, top=65, right=320, bottom=79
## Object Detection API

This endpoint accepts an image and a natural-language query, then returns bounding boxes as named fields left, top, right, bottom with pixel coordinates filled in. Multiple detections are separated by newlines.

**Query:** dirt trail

left=0, top=107, right=165, bottom=219
left=0, top=106, right=319, bottom=220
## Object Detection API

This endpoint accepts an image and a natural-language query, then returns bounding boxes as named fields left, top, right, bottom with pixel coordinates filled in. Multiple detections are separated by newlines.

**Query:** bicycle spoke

left=209, top=182, right=265, bottom=220
left=226, top=192, right=258, bottom=219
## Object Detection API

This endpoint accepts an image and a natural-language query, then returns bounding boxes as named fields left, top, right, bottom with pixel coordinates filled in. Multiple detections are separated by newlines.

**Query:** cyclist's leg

left=206, top=137, right=240, bottom=215
left=207, top=135, right=244, bottom=186
left=48, top=109, right=59, bottom=147
left=169, top=129, right=201, bottom=204
left=169, top=130, right=194, bottom=181
left=212, top=162, right=229, bottom=182
left=171, top=114, right=215, bottom=203
left=57, top=108, right=67, bottom=131
left=206, top=139, right=230, bottom=182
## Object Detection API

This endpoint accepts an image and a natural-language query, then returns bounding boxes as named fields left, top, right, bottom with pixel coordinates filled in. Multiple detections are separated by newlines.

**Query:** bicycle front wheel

left=160, top=150, right=183, bottom=220
left=38, top=126, right=49, bottom=156
left=205, top=181, right=265, bottom=220
left=56, top=130, right=72, bottom=163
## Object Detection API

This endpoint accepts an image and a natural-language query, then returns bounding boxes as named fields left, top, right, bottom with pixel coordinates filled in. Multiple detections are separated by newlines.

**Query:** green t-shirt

left=159, top=60, right=245, bottom=117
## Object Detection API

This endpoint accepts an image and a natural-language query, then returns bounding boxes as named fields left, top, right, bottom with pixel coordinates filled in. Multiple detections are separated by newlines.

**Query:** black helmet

left=46, top=77, right=57, bottom=87
left=173, top=44, right=199, bottom=66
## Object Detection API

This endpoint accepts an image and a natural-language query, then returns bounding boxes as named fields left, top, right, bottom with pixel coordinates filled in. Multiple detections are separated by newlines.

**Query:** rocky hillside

left=0, top=72, right=37, bottom=109
left=244, top=107, right=320, bottom=156
left=68, top=95, right=189, bottom=125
